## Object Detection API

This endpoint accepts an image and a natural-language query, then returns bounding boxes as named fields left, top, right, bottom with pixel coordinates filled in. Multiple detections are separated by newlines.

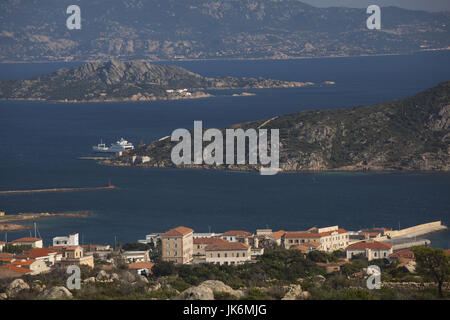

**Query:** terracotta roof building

left=128, top=261, right=154, bottom=275
left=221, top=230, right=253, bottom=243
left=346, top=240, right=393, bottom=261
left=205, top=241, right=251, bottom=265
left=10, top=237, right=43, bottom=248
left=162, top=226, right=194, bottom=264
left=16, top=248, right=61, bottom=266
left=284, top=226, right=350, bottom=252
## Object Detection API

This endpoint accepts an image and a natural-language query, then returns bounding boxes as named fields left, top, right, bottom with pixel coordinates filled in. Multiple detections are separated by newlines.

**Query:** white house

left=138, top=233, right=160, bottom=247
left=53, top=233, right=79, bottom=247
left=11, top=237, right=43, bottom=248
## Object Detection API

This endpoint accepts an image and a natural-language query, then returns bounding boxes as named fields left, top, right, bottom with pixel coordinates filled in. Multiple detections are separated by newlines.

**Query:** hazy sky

left=300, top=0, right=450, bottom=12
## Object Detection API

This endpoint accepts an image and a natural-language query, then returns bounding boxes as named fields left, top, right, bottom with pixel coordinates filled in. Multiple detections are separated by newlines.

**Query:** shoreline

left=101, top=159, right=450, bottom=174
left=0, top=48, right=449, bottom=64
left=0, top=83, right=317, bottom=104
left=0, top=211, right=91, bottom=224
left=0, top=223, right=31, bottom=232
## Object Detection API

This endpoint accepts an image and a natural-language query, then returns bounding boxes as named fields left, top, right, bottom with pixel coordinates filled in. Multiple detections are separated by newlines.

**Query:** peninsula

left=0, top=60, right=316, bottom=103
left=0, top=211, right=90, bottom=232
left=106, top=81, right=450, bottom=172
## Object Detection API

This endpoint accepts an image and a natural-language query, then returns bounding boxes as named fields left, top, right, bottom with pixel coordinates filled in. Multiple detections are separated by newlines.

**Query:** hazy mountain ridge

left=0, top=60, right=310, bottom=101
left=110, top=81, right=450, bottom=172
left=0, top=0, right=449, bottom=62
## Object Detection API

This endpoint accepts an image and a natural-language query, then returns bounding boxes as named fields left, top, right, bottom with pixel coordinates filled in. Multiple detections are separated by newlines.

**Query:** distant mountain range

left=0, top=0, right=449, bottom=62
left=110, top=81, right=450, bottom=172
left=0, top=60, right=312, bottom=102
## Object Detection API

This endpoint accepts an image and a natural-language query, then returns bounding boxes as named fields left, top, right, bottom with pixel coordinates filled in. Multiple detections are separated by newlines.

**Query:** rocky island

left=0, top=60, right=314, bottom=102
left=106, top=81, right=450, bottom=172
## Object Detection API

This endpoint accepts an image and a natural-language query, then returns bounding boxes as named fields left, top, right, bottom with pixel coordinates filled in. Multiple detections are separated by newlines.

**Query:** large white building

left=284, top=226, right=350, bottom=252
left=52, top=233, right=79, bottom=247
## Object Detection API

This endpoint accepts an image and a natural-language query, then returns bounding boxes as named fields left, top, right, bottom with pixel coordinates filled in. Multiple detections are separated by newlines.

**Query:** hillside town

left=0, top=221, right=448, bottom=299
left=0, top=221, right=446, bottom=276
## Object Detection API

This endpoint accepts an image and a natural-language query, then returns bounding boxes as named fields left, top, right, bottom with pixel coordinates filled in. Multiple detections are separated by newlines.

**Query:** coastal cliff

left=107, top=81, right=450, bottom=172
left=0, top=60, right=313, bottom=102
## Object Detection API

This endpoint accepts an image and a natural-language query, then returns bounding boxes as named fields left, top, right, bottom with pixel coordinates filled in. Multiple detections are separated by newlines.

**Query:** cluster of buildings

left=1, top=221, right=442, bottom=278
left=165, top=88, right=192, bottom=97
left=0, top=233, right=109, bottom=278
left=136, top=224, right=397, bottom=268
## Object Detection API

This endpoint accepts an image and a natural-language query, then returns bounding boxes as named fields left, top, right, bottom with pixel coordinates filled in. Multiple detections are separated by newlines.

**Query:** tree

left=2, top=244, right=31, bottom=254
left=412, top=246, right=449, bottom=298
left=122, top=242, right=151, bottom=251
left=152, top=260, right=177, bottom=277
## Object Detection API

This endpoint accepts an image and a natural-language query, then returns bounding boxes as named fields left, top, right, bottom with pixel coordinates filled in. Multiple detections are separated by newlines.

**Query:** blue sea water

left=0, top=51, right=449, bottom=248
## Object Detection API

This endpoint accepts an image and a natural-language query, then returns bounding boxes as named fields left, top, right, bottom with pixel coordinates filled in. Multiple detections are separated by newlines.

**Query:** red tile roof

left=48, top=245, right=80, bottom=252
left=11, top=259, right=36, bottom=267
left=269, top=230, right=286, bottom=240
left=347, top=241, right=393, bottom=250
left=389, top=250, right=414, bottom=260
left=221, top=230, right=252, bottom=237
left=285, top=232, right=322, bottom=238
left=194, top=238, right=228, bottom=245
left=128, top=262, right=154, bottom=271
left=0, top=252, right=13, bottom=259
left=0, top=252, right=14, bottom=262
left=17, top=248, right=58, bottom=259
left=0, top=264, right=31, bottom=274
left=163, top=226, right=194, bottom=237
left=11, top=237, right=42, bottom=243
left=286, top=229, right=348, bottom=238
left=0, top=241, right=6, bottom=245
left=205, top=242, right=250, bottom=251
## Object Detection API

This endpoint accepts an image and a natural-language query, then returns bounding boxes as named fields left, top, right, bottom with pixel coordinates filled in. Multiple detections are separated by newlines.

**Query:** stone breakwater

left=385, top=221, right=447, bottom=239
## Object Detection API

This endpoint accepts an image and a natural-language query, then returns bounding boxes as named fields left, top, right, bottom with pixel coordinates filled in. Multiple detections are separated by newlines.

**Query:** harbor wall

left=385, top=221, right=446, bottom=238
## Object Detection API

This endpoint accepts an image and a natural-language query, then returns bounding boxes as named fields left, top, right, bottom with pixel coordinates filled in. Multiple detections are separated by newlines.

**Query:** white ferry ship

left=93, top=138, right=134, bottom=153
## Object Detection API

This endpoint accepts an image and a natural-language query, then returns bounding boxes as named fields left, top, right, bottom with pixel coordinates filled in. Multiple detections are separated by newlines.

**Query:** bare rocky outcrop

left=39, top=286, right=73, bottom=300
left=175, top=285, right=214, bottom=300
left=198, top=280, right=244, bottom=299
left=281, top=284, right=303, bottom=300
left=174, top=280, right=242, bottom=300
left=6, top=279, right=30, bottom=297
